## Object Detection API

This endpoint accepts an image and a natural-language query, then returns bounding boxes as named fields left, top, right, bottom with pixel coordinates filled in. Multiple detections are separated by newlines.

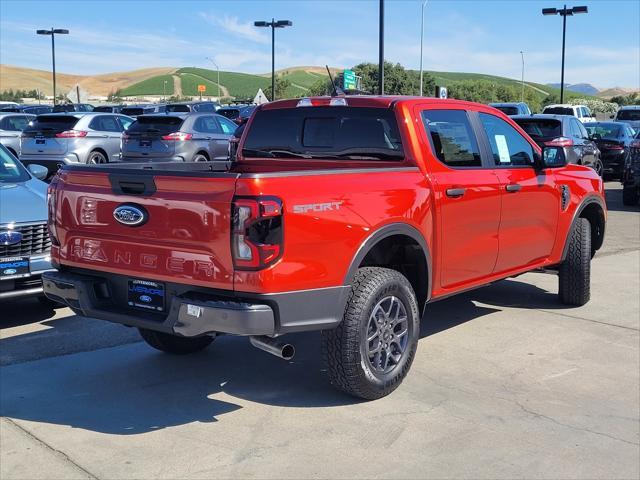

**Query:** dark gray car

left=0, top=113, right=35, bottom=157
left=121, top=113, right=237, bottom=162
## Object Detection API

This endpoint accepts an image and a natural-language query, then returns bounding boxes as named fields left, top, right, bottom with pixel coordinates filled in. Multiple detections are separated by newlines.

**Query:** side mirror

left=541, top=146, right=566, bottom=168
left=27, top=163, right=49, bottom=180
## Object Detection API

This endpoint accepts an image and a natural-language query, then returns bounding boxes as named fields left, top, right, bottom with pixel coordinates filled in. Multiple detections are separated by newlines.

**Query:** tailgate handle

left=109, top=174, right=156, bottom=196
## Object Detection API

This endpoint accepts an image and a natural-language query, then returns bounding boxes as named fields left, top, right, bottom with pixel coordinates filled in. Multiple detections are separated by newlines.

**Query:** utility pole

left=378, top=0, right=384, bottom=94
left=419, top=0, right=428, bottom=96
left=520, top=51, right=525, bottom=103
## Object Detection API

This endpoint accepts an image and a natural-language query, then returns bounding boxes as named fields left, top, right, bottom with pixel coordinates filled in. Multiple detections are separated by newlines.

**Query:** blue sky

left=1, top=0, right=638, bottom=88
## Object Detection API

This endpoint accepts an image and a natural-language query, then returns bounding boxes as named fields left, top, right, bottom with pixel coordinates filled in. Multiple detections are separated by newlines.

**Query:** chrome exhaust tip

left=249, top=336, right=295, bottom=360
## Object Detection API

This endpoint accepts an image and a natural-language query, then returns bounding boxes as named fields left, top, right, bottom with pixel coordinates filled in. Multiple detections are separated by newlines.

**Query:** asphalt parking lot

left=1, top=183, right=638, bottom=480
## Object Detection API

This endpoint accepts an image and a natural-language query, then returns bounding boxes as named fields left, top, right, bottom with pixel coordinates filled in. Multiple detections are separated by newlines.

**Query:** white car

left=542, top=104, right=596, bottom=123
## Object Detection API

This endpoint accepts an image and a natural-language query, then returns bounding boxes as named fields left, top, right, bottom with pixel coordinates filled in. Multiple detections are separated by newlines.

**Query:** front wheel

left=321, top=267, right=420, bottom=400
left=558, top=217, right=591, bottom=306
left=138, top=328, right=214, bottom=354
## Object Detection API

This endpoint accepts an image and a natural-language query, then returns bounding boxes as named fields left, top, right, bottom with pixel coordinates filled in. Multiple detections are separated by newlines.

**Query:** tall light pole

left=163, top=80, right=167, bottom=101
left=419, top=0, right=429, bottom=96
left=542, top=5, right=588, bottom=104
left=36, top=28, right=69, bottom=105
left=205, top=57, right=221, bottom=98
left=254, top=19, right=293, bottom=101
left=520, top=51, right=525, bottom=103
left=378, top=0, right=384, bottom=94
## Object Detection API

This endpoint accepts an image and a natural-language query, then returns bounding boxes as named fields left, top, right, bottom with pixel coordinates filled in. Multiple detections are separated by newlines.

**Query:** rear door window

left=569, top=119, right=583, bottom=139
left=118, top=116, right=134, bottom=131
left=193, top=116, right=221, bottom=133
left=243, top=106, right=404, bottom=161
left=89, top=115, right=120, bottom=132
left=478, top=113, right=535, bottom=166
left=421, top=109, right=481, bottom=167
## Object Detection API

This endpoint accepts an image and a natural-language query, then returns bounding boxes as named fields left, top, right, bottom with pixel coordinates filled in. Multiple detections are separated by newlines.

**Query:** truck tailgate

left=52, top=168, right=239, bottom=290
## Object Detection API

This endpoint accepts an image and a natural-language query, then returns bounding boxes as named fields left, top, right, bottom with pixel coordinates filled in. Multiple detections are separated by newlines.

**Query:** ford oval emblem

left=113, top=204, right=147, bottom=227
left=0, top=230, right=22, bottom=246
left=3, top=269, right=17, bottom=275
left=139, top=295, right=153, bottom=303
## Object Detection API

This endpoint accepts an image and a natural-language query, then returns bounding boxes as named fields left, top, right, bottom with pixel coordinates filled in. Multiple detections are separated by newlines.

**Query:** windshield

left=166, top=104, right=191, bottom=113
left=544, top=107, right=574, bottom=115
left=0, top=146, right=30, bottom=183
left=514, top=119, right=562, bottom=138
left=585, top=123, right=622, bottom=140
left=218, top=109, right=240, bottom=119
left=242, top=106, right=404, bottom=161
left=617, top=110, right=640, bottom=121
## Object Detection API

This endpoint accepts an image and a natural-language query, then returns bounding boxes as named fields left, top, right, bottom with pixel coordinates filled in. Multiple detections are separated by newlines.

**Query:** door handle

left=505, top=184, right=522, bottom=193
left=446, top=188, right=466, bottom=198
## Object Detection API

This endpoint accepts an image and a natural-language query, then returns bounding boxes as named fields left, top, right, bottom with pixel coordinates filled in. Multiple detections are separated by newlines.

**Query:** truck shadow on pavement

left=1, top=278, right=565, bottom=434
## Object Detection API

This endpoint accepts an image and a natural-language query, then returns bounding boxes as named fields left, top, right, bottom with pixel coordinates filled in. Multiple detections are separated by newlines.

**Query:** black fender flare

left=343, top=222, right=433, bottom=302
left=560, top=194, right=606, bottom=262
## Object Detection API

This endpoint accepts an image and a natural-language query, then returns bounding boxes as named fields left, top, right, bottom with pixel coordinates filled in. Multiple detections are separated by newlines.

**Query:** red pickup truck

left=43, top=96, right=606, bottom=400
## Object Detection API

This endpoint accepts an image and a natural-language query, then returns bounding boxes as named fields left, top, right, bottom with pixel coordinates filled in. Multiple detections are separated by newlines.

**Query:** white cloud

left=198, top=13, right=269, bottom=45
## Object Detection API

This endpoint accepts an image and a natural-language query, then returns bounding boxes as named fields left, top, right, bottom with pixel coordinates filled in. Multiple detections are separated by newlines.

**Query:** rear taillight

left=232, top=197, right=283, bottom=270
left=630, top=140, right=640, bottom=149
left=47, top=178, right=60, bottom=247
left=55, top=130, right=87, bottom=138
left=544, top=137, right=574, bottom=147
left=161, top=132, right=192, bottom=141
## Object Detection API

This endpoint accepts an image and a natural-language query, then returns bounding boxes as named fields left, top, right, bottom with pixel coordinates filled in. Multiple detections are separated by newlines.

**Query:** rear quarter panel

left=234, top=168, right=433, bottom=293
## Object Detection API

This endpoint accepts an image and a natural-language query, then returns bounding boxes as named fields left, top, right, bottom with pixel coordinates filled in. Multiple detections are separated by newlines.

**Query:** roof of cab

left=260, top=95, right=490, bottom=110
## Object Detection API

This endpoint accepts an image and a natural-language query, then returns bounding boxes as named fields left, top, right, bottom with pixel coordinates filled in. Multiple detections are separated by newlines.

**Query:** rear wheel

left=87, top=151, right=107, bottom=164
left=622, top=186, right=639, bottom=206
left=138, top=328, right=214, bottom=354
left=192, top=153, right=209, bottom=162
left=592, top=159, right=603, bottom=177
left=321, top=267, right=420, bottom=400
left=558, top=217, right=591, bottom=306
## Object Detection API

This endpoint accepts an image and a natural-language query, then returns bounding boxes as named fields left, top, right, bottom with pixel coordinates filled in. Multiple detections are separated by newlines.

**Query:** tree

left=265, top=77, right=292, bottom=101
left=351, top=62, right=435, bottom=96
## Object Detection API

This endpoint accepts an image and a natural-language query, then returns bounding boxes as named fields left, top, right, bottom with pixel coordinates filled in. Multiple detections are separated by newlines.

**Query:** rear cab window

left=544, top=107, right=574, bottom=116
left=242, top=106, right=404, bottom=161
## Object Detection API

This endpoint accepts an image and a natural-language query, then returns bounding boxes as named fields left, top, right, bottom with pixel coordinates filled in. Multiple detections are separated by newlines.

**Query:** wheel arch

left=88, top=147, right=108, bottom=163
left=561, top=195, right=606, bottom=261
left=194, top=151, right=210, bottom=161
left=343, top=223, right=432, bottom=310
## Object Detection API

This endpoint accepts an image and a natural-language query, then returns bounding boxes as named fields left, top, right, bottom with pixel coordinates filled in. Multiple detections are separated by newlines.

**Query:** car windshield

left=617, top=110, right=640, bottom=121
left=494, top=106, right=519, bottom=116
left=585, top=124, right=622, bottom=140
left=0, top=147, right=30, bottom=183
left=242, top=106, right=404, bottom=161
left=544, top=107, right=574, bottom=115
left=514, top=119, right=562, bottom=138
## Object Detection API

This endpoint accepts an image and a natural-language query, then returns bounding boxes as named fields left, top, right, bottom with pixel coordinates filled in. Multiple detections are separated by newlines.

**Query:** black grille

left=0, top=222, right=51, bottom=258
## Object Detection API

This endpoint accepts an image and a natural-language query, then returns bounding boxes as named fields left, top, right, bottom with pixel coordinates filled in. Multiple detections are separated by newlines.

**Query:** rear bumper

left=120, top=155, right=185, bottom=163
left=42, top=269, right=350, bottom=337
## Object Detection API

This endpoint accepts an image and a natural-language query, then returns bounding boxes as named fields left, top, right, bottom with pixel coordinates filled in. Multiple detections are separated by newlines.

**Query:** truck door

left=475, top=112, right=560, bottom=273
left=419, top=108, right=501, bottom=289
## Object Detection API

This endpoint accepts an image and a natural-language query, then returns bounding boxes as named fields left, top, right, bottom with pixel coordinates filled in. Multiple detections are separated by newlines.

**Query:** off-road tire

left=558, top=217, right=591, bottom=306
left=138, top=328, right=214, bottom=354
left=622, top=186, right=639, bottom=206
left=321, top=267, right=420, bottom=400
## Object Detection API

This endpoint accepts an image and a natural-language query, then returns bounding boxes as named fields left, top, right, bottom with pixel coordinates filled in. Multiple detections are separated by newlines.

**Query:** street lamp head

left=36, top=29, right=52, bottom=35
left=571, top=5, right=588, bottom=14
left=52, top=29, right=69, bottom=34
left=254, top=21, right=269, bottom=27
left=274, top=20, right=292, bottom=28
left=542, top=8, right=558, bottom=15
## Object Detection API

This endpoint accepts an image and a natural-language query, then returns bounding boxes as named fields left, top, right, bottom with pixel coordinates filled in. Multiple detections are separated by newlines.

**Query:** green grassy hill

left=118, top=66, right=595, bottom=106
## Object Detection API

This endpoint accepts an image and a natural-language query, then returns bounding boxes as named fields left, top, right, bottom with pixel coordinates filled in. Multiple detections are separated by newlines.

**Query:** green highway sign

left=343, top=69, right=357, bottom=90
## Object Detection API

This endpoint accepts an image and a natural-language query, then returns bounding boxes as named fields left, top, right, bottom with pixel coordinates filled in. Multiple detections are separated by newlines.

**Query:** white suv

left=542, top=104, right=596, bottom=123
